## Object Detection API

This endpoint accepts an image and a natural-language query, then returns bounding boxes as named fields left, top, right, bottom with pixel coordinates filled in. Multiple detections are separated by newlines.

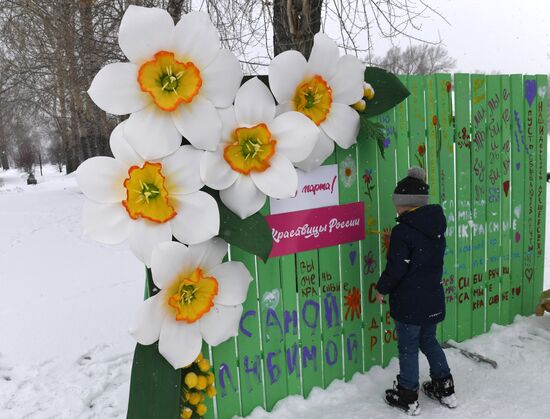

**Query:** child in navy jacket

left=376, top=167, right=457, bottom=415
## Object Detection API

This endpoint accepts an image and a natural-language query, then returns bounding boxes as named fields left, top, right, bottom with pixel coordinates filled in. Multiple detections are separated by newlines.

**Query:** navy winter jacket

left=376, top=204, right=447, bottom=325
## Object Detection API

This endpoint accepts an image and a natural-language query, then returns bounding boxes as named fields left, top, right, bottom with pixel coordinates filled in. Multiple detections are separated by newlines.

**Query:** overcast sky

left=365, top=0, right=550, bottom=74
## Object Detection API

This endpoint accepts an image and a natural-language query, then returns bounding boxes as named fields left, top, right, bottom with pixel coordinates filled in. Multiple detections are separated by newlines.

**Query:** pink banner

left=266, top=202, right=365, bottom=257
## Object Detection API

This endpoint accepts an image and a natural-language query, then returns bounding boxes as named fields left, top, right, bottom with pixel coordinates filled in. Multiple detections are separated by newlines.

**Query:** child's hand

left=375, top=290, right=386, bottom=304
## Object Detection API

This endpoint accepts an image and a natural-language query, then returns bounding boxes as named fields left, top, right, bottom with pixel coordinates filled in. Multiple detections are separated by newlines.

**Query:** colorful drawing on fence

left=364, top=250, right=377, bottom=275
left=340, top=156, right=357, bottom=188
left=414, top=144, right=426, bottom=167
left=362, top=168, right=376, bottom=201
left=266, top=202, right=365, bottom=257
left=234, top=290, right=356, bottom=392
left=344, top=287, right=361, bottom=320
left=380, top=227, right=392, bottom=255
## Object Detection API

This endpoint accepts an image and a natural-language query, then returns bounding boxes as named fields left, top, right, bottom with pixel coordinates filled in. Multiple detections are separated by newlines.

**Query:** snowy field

left=0, top=165, right=549, bottom=419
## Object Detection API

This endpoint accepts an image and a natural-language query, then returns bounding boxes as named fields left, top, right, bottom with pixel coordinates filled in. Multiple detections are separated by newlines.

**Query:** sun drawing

left=344, top=286, right=362, bottom=321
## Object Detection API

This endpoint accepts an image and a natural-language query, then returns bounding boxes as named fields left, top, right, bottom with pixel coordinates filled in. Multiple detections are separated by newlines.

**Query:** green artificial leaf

left=363, top=66, right=410, bottom=118
left=359, top=116, right=387, bottom=159
left=205, top=187, right=273, bottom=261
left=127, top=269, right=181, bottom=419
left=126, top=342, right=182, bottom=419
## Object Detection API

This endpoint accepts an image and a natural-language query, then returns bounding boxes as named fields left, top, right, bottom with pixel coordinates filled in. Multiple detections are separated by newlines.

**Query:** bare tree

left=0, top=0, right=445, bottom=173
left=374, top=44, right=456, bottom=75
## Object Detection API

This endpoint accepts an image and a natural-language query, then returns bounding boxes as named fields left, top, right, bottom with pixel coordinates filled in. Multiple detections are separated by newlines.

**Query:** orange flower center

left=292, top=75, right=333, bottom=125
left=166, top=268, right=218, bottom=323
left=223, top=123, right=277, bottom=175
left=122, top=162, right=176, bottom=223
left=138, top=51, right=202, bottom=112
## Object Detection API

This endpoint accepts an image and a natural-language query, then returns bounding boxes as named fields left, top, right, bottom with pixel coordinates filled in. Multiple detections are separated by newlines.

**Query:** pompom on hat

left=392, top=167, right=429, bottom=207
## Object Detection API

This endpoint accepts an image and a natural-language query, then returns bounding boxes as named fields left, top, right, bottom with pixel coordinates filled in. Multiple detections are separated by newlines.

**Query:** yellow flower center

left=138, top=51, right=202, bottom=112
left=292, top=75, right=333, bottom=125
left=122, top=162, right=177, bottom=223
left=223, top=123, right=277, bottom=175
left=166, top=268, right=218, bottom=323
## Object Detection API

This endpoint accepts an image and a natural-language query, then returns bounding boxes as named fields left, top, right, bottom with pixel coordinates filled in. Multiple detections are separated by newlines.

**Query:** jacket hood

left=397, top=204, right=447, bottom=239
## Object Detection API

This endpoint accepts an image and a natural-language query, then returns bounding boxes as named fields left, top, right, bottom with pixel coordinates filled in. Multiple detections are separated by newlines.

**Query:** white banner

left=269, top=164, right=339, bottom=214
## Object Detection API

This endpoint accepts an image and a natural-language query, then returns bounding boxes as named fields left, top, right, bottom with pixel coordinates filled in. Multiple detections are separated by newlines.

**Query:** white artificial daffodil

left=200, top=77, right=319, bottom=219
left=129, top=239, right=253, bottom=369
left=87, top=6, right=242, bottom=159
left=76, top=122, right=219, bottom=267
left=268, top=33, right=364, bottom=171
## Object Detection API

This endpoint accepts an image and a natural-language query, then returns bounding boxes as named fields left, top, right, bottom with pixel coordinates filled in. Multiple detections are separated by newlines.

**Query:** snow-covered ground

left=0, top=165, right=549, bottom=419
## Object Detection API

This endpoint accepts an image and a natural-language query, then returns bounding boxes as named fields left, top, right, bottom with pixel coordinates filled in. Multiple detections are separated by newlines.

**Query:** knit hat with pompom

left=392, top=167, right=429, bottom=207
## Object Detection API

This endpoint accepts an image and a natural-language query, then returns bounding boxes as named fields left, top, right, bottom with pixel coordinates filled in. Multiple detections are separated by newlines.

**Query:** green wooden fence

left=194, top=73, right=547, bottom=418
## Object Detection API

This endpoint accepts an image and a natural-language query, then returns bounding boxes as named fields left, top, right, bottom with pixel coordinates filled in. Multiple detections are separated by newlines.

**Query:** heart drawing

left=525, top=79, right=537, bottom=107
left=524, top=268, right=534, bottom=282
left=349, top=250, right=357, bottom=266
left=503, top=180, right=510, bottom=197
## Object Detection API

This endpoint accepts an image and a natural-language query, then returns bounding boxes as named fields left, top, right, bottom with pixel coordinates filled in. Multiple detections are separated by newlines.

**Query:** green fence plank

left=454, top=74, right=473, bottom=342
left=357, top=123, right=383, bottom=372
left=499, top=75, right=513, bottom=325
left=232, top=247, right=266, bottom=416
left=470, top=74, right=488, bottom=337
left=336, top=145, right=364, bottom=380
left=521, top=75, right=538, bottom=315
left=279, top=253, right=302, bottom=397
left=396, top=75, right=410, bottom=178
left=485, top=75, right=503, bottom=330
left=212, top=341, right=240, bottom=418
left=435, top=74, right=457, bottom=341
left=318, top=153, right=345, bottom=385
left=256, top=201, right=289, bottom=410
left=375, top=109, right=399, bottom=366
left=296, top=249, right=323, bottom=396
left=424, top=75, right=443, bottom=341
left=509, top=74, right=527, bottom=321
left=425, top=75, right=440, bottom=201
left=534, top=75, right=548, bottom=308
left=408, top=75, right=427, bottom=170
left=212, top=253, right=241, bottom=419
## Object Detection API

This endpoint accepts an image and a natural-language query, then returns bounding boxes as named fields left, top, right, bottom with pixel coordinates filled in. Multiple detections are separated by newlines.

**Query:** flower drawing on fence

left=363, top=250, right=376, bottom=275
left=339, top=155, right=356, bottom=188
left=200, top=77, right=319, bottom=219
left=76, top=122, right=219, bottom=266
left=129, top=239, right=252, bottom=369
left=362, top=168, right=375, bottom=201
left=87, top=6, right=242, bottom=159
left=344, top=286, right=361, bottom=321
left=268, top=33, right=364, bottom=171
left=415, top=143, right=425, bottom=168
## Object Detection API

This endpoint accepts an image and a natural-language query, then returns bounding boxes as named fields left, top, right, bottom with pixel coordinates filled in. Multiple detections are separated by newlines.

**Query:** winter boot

left=385, top=381, right=421, bottom=416
left=422, top=375, right=457, bottom=408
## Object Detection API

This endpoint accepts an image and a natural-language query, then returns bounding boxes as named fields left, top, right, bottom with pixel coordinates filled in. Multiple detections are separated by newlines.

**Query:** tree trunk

left=79, top=0, right=111, bottom=158
left=273, top=0, right=323, bottom=58
left=0, top=105, right=9, bottom=170
left=167, top=0, right=187, bottom=21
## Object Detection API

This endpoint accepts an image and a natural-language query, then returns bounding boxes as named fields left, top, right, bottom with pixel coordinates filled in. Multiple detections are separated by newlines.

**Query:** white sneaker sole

left=440, top=394, right=458, bottom=408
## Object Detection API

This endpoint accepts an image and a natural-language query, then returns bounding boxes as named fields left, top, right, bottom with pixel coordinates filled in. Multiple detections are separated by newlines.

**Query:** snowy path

left=0, top=167, right=549, bottom=419
left=245, top=316, right=550, bottom=419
